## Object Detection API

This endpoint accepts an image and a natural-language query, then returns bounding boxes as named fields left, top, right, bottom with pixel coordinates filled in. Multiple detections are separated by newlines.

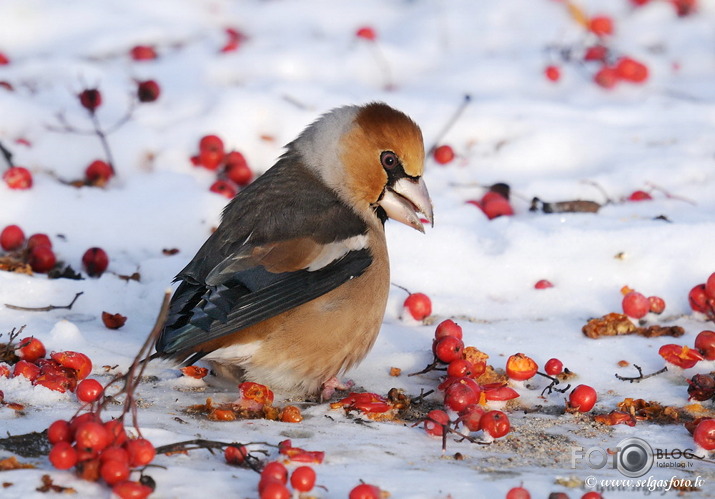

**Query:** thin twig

left=427, top=94, right=472, bottom=155
left=646, top=182, right=697, bottom=206
left=407, top=359, right=442, bottom=377
left=0, top=140, right=14, bottom=169
left=615, top=364, right=668, bottom=383
left=5, top=292, right=84, bottom=312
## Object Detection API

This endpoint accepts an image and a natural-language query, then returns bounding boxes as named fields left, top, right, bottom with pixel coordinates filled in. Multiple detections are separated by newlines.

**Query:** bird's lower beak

left=378, top=177, right=434, bottom=233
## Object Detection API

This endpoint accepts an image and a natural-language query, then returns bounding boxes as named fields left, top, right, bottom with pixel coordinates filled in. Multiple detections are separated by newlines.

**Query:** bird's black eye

left=380, top=151, right=398, bottom=170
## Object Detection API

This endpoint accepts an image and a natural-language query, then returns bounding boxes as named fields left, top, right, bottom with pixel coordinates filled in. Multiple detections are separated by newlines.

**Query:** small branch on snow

left=615, top=364, right=668, bottom=383
left=0, top=140, right=15, bottom=169
left=5, top=292, right=84, bottom=312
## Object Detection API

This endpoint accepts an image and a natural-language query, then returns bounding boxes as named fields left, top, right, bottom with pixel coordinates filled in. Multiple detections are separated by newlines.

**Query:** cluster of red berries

left=620, top=286, right=666, bottom=320
left=689, top=271, right=715, bottom=321
left=191, top=135, right=254, bottom=198
left=0, top=224, right=109, bottom=276
left=544, top=10, right=650, bottom=90
left=0, top=335, right=93, bottom=394
left=506, top=486, right=603, bottom=499
left=422, top=320, right=514, bottom=442
left=418, top=320, right=600, bottom=444
left=48, top=412, right=156, bottom=498
left=247, top=459, right=317, bottom=499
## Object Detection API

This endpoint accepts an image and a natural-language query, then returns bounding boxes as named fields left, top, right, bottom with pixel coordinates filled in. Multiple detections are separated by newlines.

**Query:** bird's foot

left=320, top=377, right=355, bottom=402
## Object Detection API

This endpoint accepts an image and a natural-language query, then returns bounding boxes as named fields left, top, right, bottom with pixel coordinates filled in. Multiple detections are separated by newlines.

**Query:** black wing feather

left=156, top=248, right=371, bottom=358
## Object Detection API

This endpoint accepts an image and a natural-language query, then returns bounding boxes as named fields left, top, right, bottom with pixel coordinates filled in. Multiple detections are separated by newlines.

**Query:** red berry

left=101, top=458, right=130, bottom=485
left=615, top=57, right=649, bottom=83
left=424, top=409, right=450, bottom=437
left=544, top=358, right=564, bottom=376
left=581, top=493, right=603, bottom=499
left=534, top=279, right=553, bottom=289
left=544, top=65, right=560, bottom=82
left=432, top=336, right=464, bottom=364
left=622, top=291, right=649, bottom=319
left=136, top=79, right=160, bottom=102
left=27, top=233, right=52, bottom=250
left=100, top=446, right=129, bottom=464
left=568, top=384, right=597, bottom=412
left=82, top=247, right=109, bottom=277
left=290, top=466, right=317, bottom=492
left=693, top=419, right=715, bottom=451
left=584, top=45, right=608, bottom=62
left=458, top=404, right=485, bottom=432
left=506, top=486, right=531, bottom=499
left=479, top=196, right=514, bottom=220
left=13, top=360, right=40, bottom=381
left=706, top=272, right=715, bottom=299
left=49, top=441, right=78, bottom=470
left=261, top=461, right=288, bottom=484
left=76, top=378, right=104, bottom=403
left=224, top=445, right=248, bottom=465
left=51, top=351, right=92, bottom=379
left=628, top=190, right=652, bottom=201
left=48, top=420, right=72, bottom=444
left=647, top=295, right=665, bottom=314
left=85, top=160, right=114, bottom=185
left=29, top=245, right=56, bottom=273
left=130, top=45, right=157, bottom=61
left=75, top=422, right=110, bottom=453
left=403, top=292, right=432, bottom=321
left=79, top=89, right=102, bottom=112
left=594, top=66, right=619, bottom=89
left=672, top=0, right=697, bottom=17
left=349, top=483, right=382, bottom=499
left=3, top=166, right=33, bottom=189
left=433, top=145, right=455, bottom=165
left=505, top=353, right=538, bottom=381
left=630, top=0, right=652, bottom=5
left=225, top=151, right=253, bottom=186
left=1, top=224, right=25, bottom=251
left=434, top=319, right=463, bottom=340
left=0, top=52, right=9, bottom=65
left=199, top=134, right=224, bottom=154
left=589, top=15, right=614, bottom=37
left=16, top=336, right=46, bottom=362
left=444, top=380, right=479, bottom=412
left=112, top=481, right=153, bottom=499
left=481, top=410, right=510, bottom=438
left=260, top=482, right=291, bottom=499
left=659, top=344, right=704, bottom=369
left=356, top=27, right=377, bottom=41
left=125, top=438, right=155, bottom=467
left=209, top=179, right=237, bottom=198
left=695, top=330, right=715, bottom=361
left=447, top=359, right=475, bottom=378
left=689, top=284, right=711, bottom=314
left=104, top=419, right=128, bottom=447
left=69, top=412, right=102, bottom=436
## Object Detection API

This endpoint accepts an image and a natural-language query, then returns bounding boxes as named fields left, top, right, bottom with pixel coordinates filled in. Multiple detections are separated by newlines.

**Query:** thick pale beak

left=378, top=177, right=434, bottom=233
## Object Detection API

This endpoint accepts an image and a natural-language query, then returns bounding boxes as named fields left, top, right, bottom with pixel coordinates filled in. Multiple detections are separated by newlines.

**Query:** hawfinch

left=155, top=102, right=433, bottom=396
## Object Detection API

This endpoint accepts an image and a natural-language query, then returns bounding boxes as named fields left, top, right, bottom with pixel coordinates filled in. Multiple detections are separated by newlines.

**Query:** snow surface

left=1, top=0, right=715, bottom=497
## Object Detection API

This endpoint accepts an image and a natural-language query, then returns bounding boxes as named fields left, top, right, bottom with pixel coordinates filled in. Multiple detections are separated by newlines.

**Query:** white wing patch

left=307, top=234, right=369, bottom=271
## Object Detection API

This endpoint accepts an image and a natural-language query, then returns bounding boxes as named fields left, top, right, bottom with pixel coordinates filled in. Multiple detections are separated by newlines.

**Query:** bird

left=154, top=102, right=433, bottom=397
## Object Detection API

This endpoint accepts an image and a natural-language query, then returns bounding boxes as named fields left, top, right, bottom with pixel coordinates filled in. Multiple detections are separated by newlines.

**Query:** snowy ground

left=1, top=0, right=715, bottom=497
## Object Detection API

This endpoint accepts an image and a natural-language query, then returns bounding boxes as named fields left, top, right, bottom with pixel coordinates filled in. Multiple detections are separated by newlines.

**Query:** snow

left=1, top=0, right=715, bottom=497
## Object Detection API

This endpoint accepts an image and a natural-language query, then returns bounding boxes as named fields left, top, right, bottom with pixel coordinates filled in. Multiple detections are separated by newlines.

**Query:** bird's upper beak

left=378, top=177, right=434, bottom=233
